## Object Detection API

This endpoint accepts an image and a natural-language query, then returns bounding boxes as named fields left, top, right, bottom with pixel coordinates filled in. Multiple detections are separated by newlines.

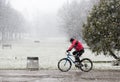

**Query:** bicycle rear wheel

left=58, top=58, right=72, bottom=72
left=80, top=58, right=93, bottom=72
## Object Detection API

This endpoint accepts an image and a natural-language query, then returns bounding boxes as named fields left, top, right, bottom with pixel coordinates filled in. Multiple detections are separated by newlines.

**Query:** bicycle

left=58, top=52, right=93, bottom=72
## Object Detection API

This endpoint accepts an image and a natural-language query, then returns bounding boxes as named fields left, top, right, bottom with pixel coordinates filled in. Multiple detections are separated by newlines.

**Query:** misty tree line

left=59, top=0, right=120, bottom=60
left=58, top=0, right=99, bottom=40
left=0, top=0, right=26, bottom=42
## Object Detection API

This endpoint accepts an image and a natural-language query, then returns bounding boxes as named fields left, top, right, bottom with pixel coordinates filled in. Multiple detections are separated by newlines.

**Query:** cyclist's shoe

left=75, top=62, right=83, bottom=68
left=75, top=61, right=80, bottom=67
left=75, top=64, right=79, bottom=68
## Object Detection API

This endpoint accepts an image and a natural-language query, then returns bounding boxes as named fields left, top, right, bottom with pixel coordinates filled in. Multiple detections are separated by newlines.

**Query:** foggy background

left=0, top=0, right=97, bottom=41
left=10, top=0, right=68, bottom=40
left=0, top=0, right=115, bottom=70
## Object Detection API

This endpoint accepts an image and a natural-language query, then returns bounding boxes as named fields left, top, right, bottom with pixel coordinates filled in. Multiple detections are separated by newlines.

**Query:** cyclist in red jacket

left=66, top=38, right=84, bottom=65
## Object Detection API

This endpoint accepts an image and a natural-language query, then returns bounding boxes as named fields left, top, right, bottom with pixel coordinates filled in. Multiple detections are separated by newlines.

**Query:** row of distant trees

left=0, top=0, right=26, bottom=42
left=59, top=0, right=120, bottom=60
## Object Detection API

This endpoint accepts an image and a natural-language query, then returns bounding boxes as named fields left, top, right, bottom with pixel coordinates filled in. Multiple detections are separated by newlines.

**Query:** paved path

left=0, top=70, right=120, bottom=82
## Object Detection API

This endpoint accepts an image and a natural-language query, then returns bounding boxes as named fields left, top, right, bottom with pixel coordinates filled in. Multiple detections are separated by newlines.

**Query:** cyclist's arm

left=67, top=40, right=76, bottom=51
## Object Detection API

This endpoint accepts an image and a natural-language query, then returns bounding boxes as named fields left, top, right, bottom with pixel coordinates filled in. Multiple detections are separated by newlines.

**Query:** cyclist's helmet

left=70, top=38, right=74, bottom=43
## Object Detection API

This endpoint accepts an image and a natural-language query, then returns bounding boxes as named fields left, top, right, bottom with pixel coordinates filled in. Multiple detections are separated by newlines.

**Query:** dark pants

left=73, top=49, right=84, bottom=63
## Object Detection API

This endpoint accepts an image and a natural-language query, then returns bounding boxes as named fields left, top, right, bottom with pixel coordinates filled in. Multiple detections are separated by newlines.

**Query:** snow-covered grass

left=0, top=39, right=116, bottom=69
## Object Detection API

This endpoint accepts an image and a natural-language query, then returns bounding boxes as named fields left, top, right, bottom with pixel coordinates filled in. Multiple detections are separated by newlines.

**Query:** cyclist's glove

left=66, top=50, right=70, bottom=52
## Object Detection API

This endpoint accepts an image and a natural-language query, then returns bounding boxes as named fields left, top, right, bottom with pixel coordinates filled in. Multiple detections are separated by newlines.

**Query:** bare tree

left=0, top=0, right=26, bottom=42
left=58, top=0, right=99, bottom=40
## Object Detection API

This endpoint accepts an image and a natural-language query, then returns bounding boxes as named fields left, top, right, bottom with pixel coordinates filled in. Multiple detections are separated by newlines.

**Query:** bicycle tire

left=58, top=58, right=72, bottom=72
left=80, top=58, right=93, bottom=72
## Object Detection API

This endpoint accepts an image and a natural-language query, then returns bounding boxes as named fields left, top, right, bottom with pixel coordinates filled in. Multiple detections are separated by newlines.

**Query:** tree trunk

left=109, top=49, right=119, bottom=60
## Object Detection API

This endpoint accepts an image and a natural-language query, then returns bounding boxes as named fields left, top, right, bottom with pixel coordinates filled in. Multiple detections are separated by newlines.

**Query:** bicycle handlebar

left=66, top=51, right=73, bottom=56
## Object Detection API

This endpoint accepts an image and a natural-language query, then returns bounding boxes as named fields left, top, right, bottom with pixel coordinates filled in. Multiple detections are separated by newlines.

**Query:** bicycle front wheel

left=58, top=58, right=72, bottom=72
left=80, top=58, right=93, bottom=72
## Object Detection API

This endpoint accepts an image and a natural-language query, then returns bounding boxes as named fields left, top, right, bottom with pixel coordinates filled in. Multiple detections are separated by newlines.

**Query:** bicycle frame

left=66, top=52, right=75, bottom=63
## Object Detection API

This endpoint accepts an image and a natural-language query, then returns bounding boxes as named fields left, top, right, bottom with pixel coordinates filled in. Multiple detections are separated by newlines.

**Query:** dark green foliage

left=83, top=0, right=120, bottom=58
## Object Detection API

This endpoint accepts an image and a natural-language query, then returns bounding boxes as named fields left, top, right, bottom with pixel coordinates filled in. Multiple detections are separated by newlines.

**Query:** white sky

left=9, top=0, right=72, bottom=38
left=10, top=0, right=67, bottom=20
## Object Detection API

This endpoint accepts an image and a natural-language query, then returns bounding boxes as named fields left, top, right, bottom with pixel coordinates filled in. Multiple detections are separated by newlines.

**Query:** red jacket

left=68, top=39, right=84, bottom=51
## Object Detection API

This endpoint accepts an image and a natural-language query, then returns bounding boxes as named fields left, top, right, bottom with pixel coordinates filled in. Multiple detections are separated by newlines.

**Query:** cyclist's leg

left=76, top=49, right=85, bottom=63
left=73, top=51, right=80, bottom=67
left=78, top=49, right=84, bottom=58
left=72, top=51, right=78, bottom=62
left=75, top=54, right=81, bottom=63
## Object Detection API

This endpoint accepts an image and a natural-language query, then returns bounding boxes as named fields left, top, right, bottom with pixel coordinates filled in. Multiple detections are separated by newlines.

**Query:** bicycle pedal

left=74, top=61, right=79, bottom=64
left=75, top=63, right=83, bottom=67
left=75, top=64, right=80, bottom=67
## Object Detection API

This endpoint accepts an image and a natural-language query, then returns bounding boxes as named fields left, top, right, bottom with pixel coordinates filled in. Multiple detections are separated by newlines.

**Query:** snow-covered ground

left=0, top=38, right=116, bottom=69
